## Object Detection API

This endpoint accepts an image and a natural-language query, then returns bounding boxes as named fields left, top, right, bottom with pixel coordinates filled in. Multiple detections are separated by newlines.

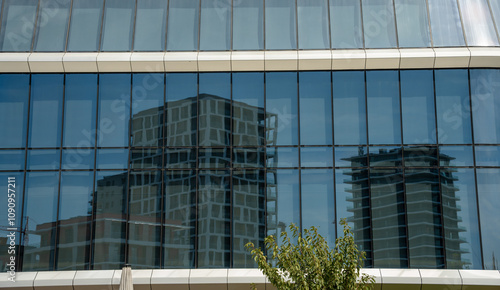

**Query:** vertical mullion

left=455, top=0, right=468, bottom=46
left=90, top=74, right=100, bottom=270
left=194, top=72, right=200, bottom=268
left=30, top=0, right=41, bottom=52
left=124, top=74, right=133, bottom=265
left=359, top=0, right=365, bottom=49
left=425, top=0, right=434, bottom=47
left=364, top=71, right=374, bottom=266
left=64, top=0, right=74, bottom=52
left=392, top=0, right=399, bottom=48
left=131, top=0, right=138, bottom=51
left=197, top=0, right=201, bottom=51
left=98, top=0, right=106, bottom=51
left=159, top=73, right=166, bottom=268
left=486, top=0, right=500, bottom=45
left=297, top=72, right=302, bottom=232
left=164, top=0, right=169, bottom=51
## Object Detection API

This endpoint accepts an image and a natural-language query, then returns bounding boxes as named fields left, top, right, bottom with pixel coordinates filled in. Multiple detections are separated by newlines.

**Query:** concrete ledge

left=365, top=49, right=400, bottom=70
left=380, top=269, right=421, bottom=290
left=227, top=269, right=266, bottom=290
left=434, top=47, right=470, bottom=68
left=198, top=51, right=231, bottom=72
left=461, top=270, right=500, bottom=289
left=232, top=51, right=265, bottom=71
left=298, top=50, right=332, bottom=71
left=34, top=271, right=76, bottom=290
left=332, top=49, right=365, bottom=70
left=130, top=52, right=165, bottom=72
left=97, top=52, right=132, bottom=72
left=420, top=269, right=462, bottom=290
left=29, top=53, right=65, bottom=72
left=0, top=53, right=30, bottom=72
left=62, top=53, right=98, bottom=73
left=265, top=50, right=298, bottom=71
left=164, top=51, right=198, bottom=72
left=73, top=270, right=114, bottom=290
left=400, top=48, right=435, bottom=69
left=469, top=47, right=500, bottom=68
left=151, top=269, right=190, bottom=290
left=190, top=269, right=228, bottom=290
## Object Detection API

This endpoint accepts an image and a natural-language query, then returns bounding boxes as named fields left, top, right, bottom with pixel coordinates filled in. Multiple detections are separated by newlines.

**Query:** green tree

left=245, top=219, right=374, bottom=290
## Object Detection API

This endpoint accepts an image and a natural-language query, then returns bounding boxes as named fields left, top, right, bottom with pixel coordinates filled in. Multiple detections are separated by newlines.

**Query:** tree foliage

left=245, top=219, right=374, bottom=290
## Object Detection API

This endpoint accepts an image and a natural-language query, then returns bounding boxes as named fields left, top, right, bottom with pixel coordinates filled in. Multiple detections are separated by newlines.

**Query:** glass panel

left=56, top=172, right=93, bottom=270
left=489, top=0, right=500, bottom=41
left=64, top=74, right=97, bottom=147
left=33, top=0, right=70, bottom=52
left=362, top=0, right=397, bottom=48
left=476, top=168, right=500, bottom=270
left=266, top=72, right=298, bottom=146
left=330, top=0, right=363, bottom=49
left=299, top=71, right=332, bottom=146
left=93, top=171, right=127, bottom=270
left=475, top=146, right=500, bottom=166
left=441, top=168, right=482, bottom=269
left=197, top=170, right=231, bottom=268
left=0, top=74, right=29, bottom=148
left=232, top=73, right=265, bottom=147
left=404, top=146, right=438, bottom=167
left=233, top=148, right=265, bottom=168
left=335, top=146, right=368, bottom=167
left=297, top=0, right=329, bottom=49
left=370, top=168, right=407, bottom=268
left=199, top=73, right=231, bottom=147
left=165, top=148, right=196, bottom=169
left=167, top=0, right=199, bottom=51
left=233, top=0, right=263, bottom=50
left=29, top=75, right=64, bottom=148
left=333, top=71, right=366, bottom=145
left=471, top=69, right=500, bottom=144
left=96, top=148, right=128, bottom=170
left=61, top=149, right=94, bottom=170
left=369, top=146, right=403, bottom=167
left=367, top=71, right=401, bottom=145
left=232, top=169, right=265, bottom=268
left=128, top=171, right=162, bottom=269
left=67, top=0, right=103, bottom=52
left=98, top=74, right=130, bottom=147
left=164, top=170, right=195, bottom=268
left=439, top=146, right=474, bottom=167
left=134, top=0, right=167, bottom=51
left=22, top=172, right=59, bottom=271
left=165, top=73, right=197, bottom=146
left=266, top=169, right=300, bottom=244
left=301, top=169, right=335, bottom=246
left=428, top=0, right=465, bottom=47
left=266, top=147, right=299, bottom=168
left=394, top=0, right=431, bottom=47
left=300, top=147, right=333, bottom=168
left=199, top=0, right=230, bottom=50
left=27, top=149, right=60, bottom=170
left=458, top=0, right=499, bottom=46
left=100, top=0, right=135, bottom=51
left=198, top=148, right=230, bottom=169
left=335, top=168, right=372, bottom=266
left=265, top=0, right=297, bottom=50
left=401, top=70, right=436, bottom=144
left=131, top=74, right=164, bottom=147
left=0, top=0, right=37, bottom=51
left=0, top=150, right=24, bottom=170
left=130, top=148, right=161, bottom=169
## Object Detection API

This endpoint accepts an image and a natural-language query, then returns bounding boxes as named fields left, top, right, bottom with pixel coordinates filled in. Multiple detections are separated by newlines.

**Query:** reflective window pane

left=471, top=69, right=500, bottom=144
left=0, top=150, right=24, bottom=170
left=165, top=148, right=196, bottom=169
left=362, top=0, right=397, bottom=48
left=200, top=0, right=230, bottom=51
left=130, top=148, right=161, bottom=169
left=404, top=146, right=438, bottom=167
left=0, top=172, right=24, bottom=267
left=300, top=147, right=333, bottom=168
left=367, top=71, right=401, bottom=145
left=439, top=146, right=474, bottom=167
left=33, top=0, right=71, bottom=52
left=428, top=0, right=465, bottom=47
left=333, top=71, right=366, bottom=145
left=475, top=146, right=500, bottom=167
left=330, top=0, right=363, bottom=49
left=61, top=149, right=95, bottom=170
left=198, top=148, right=230, bottom=169
left=134, top=0, right=167, bottom=51
left=27, top=149, right=60, bottom=170
left=458, top=0, right=499, bottom=46
left=166, top=73, right=197, bottom=146
left=29, top=75, right=64, bottom=148
left=96, top=148, right=128, bottom=170
left=0, top=0, right=37, bottom=51
left=233, top=0, right=263, bottom=50
left=435, top=70, right=472, bottom=144
left=167, top=0, right=199, bottom=51
left=335, top=146, right=368, bottom=167
left=297, top=0, right=329, bottom=49
left=299, top=72, right=332, bottom=146
left=0, top=74, right=29, bottom=148
left=64, top=74, right=97, bottom=147
left=265, top=0, right=297, bottom=50
left=67, top=0, right=103, bottom=52
left=394, top=0, right=431, bottom=48
left=266, top=147, right=299, bottom=168
left=233, top=148, right=265, bottom=168
left=369, top=146, right=403, bottom=167
left=266, top=72, right=298, bottom=146
left=488, top=0, right=500, bottom=43
left=100, top=0, right=135, bottom=51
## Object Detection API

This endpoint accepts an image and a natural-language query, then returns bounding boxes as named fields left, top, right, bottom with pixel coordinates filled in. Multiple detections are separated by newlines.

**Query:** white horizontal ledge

left=0, top=47, right=499, bottom=73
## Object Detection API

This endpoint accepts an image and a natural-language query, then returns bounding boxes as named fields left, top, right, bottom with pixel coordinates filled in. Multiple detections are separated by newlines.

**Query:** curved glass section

left=67, top=0, right=103, bottom=52
left=362, top=0, right=397, bottom=48
left=233, top=0, right=263, bottom=50
left=133, top=0, right=167, bottom=52
left=471, top=69, right=500, bottom=144
left=0, top=74, right=29, bottom=148
left=297, top=0, right=330, bottom=49
left=428, top=0, right=465, bottom=47
left=0, top=0, right=37, bottom=51
left=330, top=0, right=363, bottom=49
left=33, top=0, right=70, bottom=52
left=199, top=0, right=230, bottom=51
left=459, top=0, right=499, bottom=46
left=394, top=0, right=431, bottom=48
left=166, top=0, right=199, bottom=51
left=265, top=0, right=297, bottom=50
left=100, top=0, right=135, bottom=51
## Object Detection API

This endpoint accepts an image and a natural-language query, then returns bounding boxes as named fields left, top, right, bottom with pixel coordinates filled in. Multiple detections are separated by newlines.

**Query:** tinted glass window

left=0, top=0, right=37, bottom=51
left=395, top=0, right=431, bottom=47
left=297, top=0, right=329, bottom=49
left=362, top=0, right=397, bottom=48
left=471, top=69, right=500, bottom=144
left=459, top=0, right=499, bottom=46
left=61, top=149, right=95, bottom=170
left=167, top=0, right=199, bottom=51
left=27, top=149, right=60, bottom=170
left=0, top=150, right=25, bottom=170
left=200, top=0, right=230, bottom=51
left=134, top=0, right=167, bottom=51
left=428, top=0, right=465, bottom=47
left=33, top=0, right=71, bottom=52
left=301, top=147, right=333, bottom=168
left=265, top=0, right=297, bottom=50
left=233, top=0, right=263, bottom=50
left=330, top=0, right=363, bottom=49
left=475, top=146, right=500, bottom=167
left=0, top=74, right=29, bottom=148
left=266, top=147, right=299, bottom=168
left=67, top=0, right=103, bottom=52
left=100, top=0, right=135, bottom=51
left=0, top=172, right=24, bottom=267
left=335, top=147, right=368, bottom=167
left=439, top=146, right=474, bottom=167
left=96, top=148, right=129, bottom=170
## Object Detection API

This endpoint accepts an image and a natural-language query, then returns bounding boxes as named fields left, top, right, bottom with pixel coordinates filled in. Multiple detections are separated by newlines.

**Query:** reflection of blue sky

left=477, top=170, right=500, bottom=270
left=0, top=172, right=24, bottom=241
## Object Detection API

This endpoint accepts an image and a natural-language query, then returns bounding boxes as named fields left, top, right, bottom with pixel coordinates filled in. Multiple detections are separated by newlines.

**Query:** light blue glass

left=297, top=0, right=329, bottom=49
left=476, top=168, right=500, bottom=270
left=100, top=0, right=135, bottom=51
left=300, top=147, right=333, bottom=168
left=369, top=146, right=402, bottom=167
left=0, top=172, right=24, bottom=265
left=67, top=0, right=103, bottom=51
left=401, top=70, right=436, bottom=144
left=27, top=149, right=60, bottom=170
left=471, top=69, right=500, bottom=144
left=233, top=0, right=263, bottom=50
left=64, top=74, right=97, bottom=147
left=266, top=72, right=298, bottom=146
left=475, top=146, right=500, bottom=166
left=435, top=70, right=472, bottom=144
left=394, top=0, right=431, bottom=47
left=330, top=0, right=363, bottom=49
left=0, top=0, right=37, bottom=51
left=96, top=148, right=129, bottom=169
left=33, top=0, right=71, bottom=51
left=334, top=146, right=368, bottom=167
left=439, top=146, right=474, bottom=167
left=167, top=0, right=199, bottom=51
left=134, top=0, right=167, bottom=51
left=362, top=0, right=397, bottom=48
left=233, top=148, right=265, bottom=168
left=265, top=0, right=297, bottom=50
left=428, top=0, right=465, bottom=47
left=29, top=74, right=64, bottom=148
left=98, top=74, right=130, bottom=147
left=0, top=150, right=24, bottom=170
left=367, top=71, right=401, bottom=145
left=488, top=0, right=500, bottom=42
left=333, top=71, right=366, bottom=145
left=266, top=147, right=299, bottom=168
left=459, top=0, right=499, bottom=46
left=299, top=72, right=332, bottom=146
left=0, top=74, right=29, bottom=148
left=404, top=146, right=438, bottom=168
left=61, top=149, right=94, bottom=170
left=200, top=0, right=230, bottom=51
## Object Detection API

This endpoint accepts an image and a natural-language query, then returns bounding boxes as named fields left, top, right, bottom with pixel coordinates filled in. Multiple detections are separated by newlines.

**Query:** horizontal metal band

left=0, top=48, right=499, bottom=73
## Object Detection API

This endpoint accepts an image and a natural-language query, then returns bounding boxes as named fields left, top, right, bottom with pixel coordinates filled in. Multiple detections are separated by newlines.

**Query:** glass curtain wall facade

left=1, top=70, right=500, bottom=271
